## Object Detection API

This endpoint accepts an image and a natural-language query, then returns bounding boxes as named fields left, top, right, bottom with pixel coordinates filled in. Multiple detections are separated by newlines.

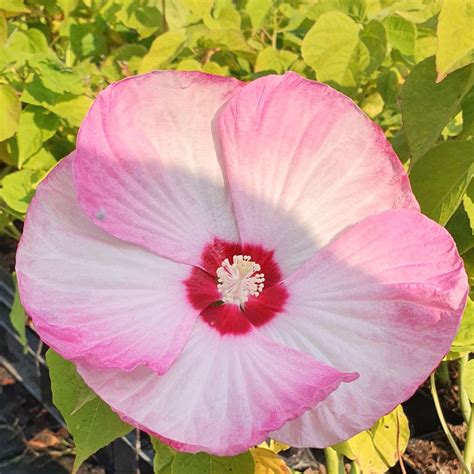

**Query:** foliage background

left=0, top=0, right=473, bottom=472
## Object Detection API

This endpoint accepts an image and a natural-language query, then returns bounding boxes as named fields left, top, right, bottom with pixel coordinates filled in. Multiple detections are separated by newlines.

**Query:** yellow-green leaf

left=139, top=31, right=186, bottom=74
left=255, top=47, right=297, bottom=74
left=0, top=84, right=21, bottom=141
left=451, top=298, right=474, bottom=355
left=0, top=169, right=44, bottom=213
left=251, top=447, right=289, bottom=474
left=17, top=105, right=59, bottom=167
left=246, top=0, right=272, bottom=29
left=383, top=15, right=416, bottom=56
left=436, top=0, right=474, bottom=82
left=334, top=405, right=409, bottom=473
left=0, top=0, right=29, bottom=14
left=464, top=183, right=474, bottom=231
left=302, top=12, right=362, bottom=88
left=151, top=438, right=255, bottom=474
left=57, top=0, right=79, bottom=18
left=464, top=359, right=474, bottom=403
left=181, top=0, right=213, bottom=17
left=0, top=11, right=7, bottom=44
left=46, top=350, right=131, bottom=473
left=9, top=274, right=27, bottom=346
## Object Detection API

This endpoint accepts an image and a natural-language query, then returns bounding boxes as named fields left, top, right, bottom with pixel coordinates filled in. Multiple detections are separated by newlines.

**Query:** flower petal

left=16, top=154, right=198, bottom=375
left=76, top=320, right=358, bottom=456
left=216, top=72, right=418, bottom=275
left=74, top=71, right=243, bottom=266
left=256, top=210, right=468, bottom=446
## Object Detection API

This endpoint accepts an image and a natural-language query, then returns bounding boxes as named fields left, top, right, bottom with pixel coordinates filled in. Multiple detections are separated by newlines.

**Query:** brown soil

left=404, top=431, right=464, bottom=473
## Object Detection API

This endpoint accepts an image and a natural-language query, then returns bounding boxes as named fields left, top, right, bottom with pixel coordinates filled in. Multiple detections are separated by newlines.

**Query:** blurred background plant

left=0, top=0, right=473, bottom=472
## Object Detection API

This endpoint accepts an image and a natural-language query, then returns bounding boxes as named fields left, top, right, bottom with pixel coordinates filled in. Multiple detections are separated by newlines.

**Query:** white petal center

left=216, top=255, right=265, bottom=305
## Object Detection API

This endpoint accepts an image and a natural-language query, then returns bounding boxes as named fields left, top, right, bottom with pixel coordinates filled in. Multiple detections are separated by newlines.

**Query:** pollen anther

left=216, top=255, right=265, bottom=305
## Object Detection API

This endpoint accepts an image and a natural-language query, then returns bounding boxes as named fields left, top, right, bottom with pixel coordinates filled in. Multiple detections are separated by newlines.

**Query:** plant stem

left=6, top=223, right=21, bottom=240
left=324, top=447, right=344, bottom=474
left=271, top=9, right=277, bottom=49
left=436, top=360, right=450, bottom=384
left=464, top=409, right=474, bottom=471
left=350, top=461, right=361, bottom=474
left=430, top=373, right=471, bottom=473
left=459, top=354, right=472, bottom=423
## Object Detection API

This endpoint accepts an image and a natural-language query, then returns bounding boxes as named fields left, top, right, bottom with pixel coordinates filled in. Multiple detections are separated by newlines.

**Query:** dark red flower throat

left=185, top=239, right=288, bottom=335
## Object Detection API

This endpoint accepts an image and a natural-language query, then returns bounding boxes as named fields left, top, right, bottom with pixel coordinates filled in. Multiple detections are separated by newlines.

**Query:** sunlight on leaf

left=46, top=350, right=131, bottom=473
left=436, top=0, right=474, bottom=82
left=333, top=405, right=409, bottom=472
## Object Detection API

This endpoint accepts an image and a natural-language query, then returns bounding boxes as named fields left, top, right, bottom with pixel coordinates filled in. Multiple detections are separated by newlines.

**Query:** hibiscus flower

left=16, top=71, right=468, bottom=456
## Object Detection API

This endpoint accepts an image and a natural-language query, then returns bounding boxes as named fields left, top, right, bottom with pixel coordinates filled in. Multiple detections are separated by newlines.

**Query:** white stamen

left=216, top=255, right=265, bottom=305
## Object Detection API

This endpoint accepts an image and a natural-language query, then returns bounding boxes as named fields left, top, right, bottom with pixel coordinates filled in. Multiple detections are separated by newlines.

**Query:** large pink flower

left=16, top=71, right=468, bottom=455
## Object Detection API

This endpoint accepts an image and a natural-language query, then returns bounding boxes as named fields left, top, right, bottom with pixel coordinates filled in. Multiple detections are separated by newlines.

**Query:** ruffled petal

left=256, top=210, right=468, bottom=446
left=74, top=71, right=243, bottom=266
left=16, top=155, right=198, bottom=375
left=216, top=72, right=418, bottom=275
left=76, top=320, right=358, bottom=456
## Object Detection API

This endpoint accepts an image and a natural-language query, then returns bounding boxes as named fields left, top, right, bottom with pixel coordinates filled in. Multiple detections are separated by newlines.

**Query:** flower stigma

left=216, top=255, right=265, bottom=305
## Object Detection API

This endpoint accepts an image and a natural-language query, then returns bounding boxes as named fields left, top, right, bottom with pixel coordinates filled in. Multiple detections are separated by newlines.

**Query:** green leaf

left=0, top=84, right=21, bottom=141
left=401, top=58, right=474, bottom=160
left=464, top=182, right=474, bottom=231
left=436, top=0, right=474, bottom=82
left=34, top=59, right=84, bottom=95
left=0, top=169, right=44, bottom=213
left=21, top=76, right=92, bottom=127
left=334, top=405, right=409, bottom=472
left=360, top=20, right=387, bottom=75
left=152, top=438, right=175, bottom=474
left=306, top=0, right=366, bottom=22
left=23, top=147, right=57, bottom=171
left=173, top=452, right=254, bottom=474
left=9, top=275, right=27, bottom=346
left=103, top=44, right=147, bottom=78
left=57, top=0, right=79, bottom=18
left=204, top=4, right=241, bottom=30
left=198, top=29, right=255, bottom=59
left=46, top=350, right=131, bottom=473
left=181, top=0, right=213, bottom=16
left=461, top=86, right=474, bottom=140
left=388, top=0, right=441, bottom=23
left=176, top=58, right=202, bottom=71
left=202, top=61, right=229, bottom=76
left=17, top=105, right=59, bottom=167
left=0, top=0, right=29, bottom=14
left=446, top=200, right=474, bottom=255
left=383, top=15, right=416, bottom=56
left=0, top=12, right=7, bottom=44
left=390, top=127, right=410, bottom=163
left=151, top=438, right=255, bottom=474
left=0, top=28, right=49, bottom=68
left=139, top=31, right=186, bottom=74
left=414, top=30, right=437, bottom=63
left=361, top=92, right=384, bottom=118
left=451, top=298, right=474, bottom=355
left=463, top=358, right=474, bottom=404
left=245, top=0, right=272, bottom=29
left=302, top=12, right=364, bottom=88
left=115, top=1, right=162, bottom=39
left=409, top=141, right=474, bottom=225
left=47, top=95, right=92, bottom=129
left=255, top=47, right=297, bottom=74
